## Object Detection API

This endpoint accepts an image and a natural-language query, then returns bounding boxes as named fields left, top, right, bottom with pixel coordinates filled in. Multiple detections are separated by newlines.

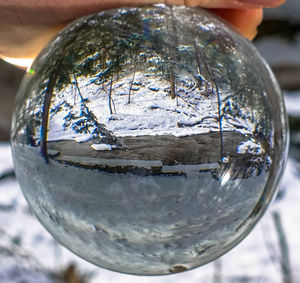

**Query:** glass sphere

left=11, top=5, right=288, bottom=275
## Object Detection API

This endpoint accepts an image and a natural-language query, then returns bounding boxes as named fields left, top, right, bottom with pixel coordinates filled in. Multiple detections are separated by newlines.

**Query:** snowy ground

left=47, top=69, right=256, bottom=145
left=285, top=90, right=300, bottom=116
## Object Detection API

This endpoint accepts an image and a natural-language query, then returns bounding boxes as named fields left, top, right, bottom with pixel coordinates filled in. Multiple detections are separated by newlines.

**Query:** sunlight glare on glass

left=2, top=57, right=33, bottom=69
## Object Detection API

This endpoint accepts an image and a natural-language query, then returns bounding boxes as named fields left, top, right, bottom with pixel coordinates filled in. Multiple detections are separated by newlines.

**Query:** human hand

left=0, top=0, right=285, bottom=67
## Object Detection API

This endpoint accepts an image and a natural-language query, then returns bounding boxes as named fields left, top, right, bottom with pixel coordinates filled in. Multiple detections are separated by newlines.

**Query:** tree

left=40, top=52, right=67, bottom=162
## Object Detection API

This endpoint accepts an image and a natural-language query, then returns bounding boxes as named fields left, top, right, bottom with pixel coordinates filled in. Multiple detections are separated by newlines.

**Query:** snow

left=237, top=138, right=265, bottom=155
left=91, top=144, right=112, bottom=151
left=47, top=71, right=255, bottom=143
left=284, top=90, right=300, bottom=116
left=0, top=142, right=13, bottom=173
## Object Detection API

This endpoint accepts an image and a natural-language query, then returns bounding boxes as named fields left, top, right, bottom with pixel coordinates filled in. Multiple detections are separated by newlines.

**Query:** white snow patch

left=91, top=144, right=112, bottom=151
left=0, top=143, right=13, bottom=172
left=284, top=90, right=300, bottom=115
left=237, top=138, right=264, bottom=155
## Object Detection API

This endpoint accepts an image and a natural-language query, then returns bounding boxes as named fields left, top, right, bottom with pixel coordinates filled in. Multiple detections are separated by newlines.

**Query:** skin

left=0, top=0, right=285, bottom=66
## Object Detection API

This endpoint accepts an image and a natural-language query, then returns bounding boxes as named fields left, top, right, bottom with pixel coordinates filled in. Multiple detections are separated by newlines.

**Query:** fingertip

left=244, top=9, right=263, bottom=40
left=210, top=8, right=263, bottom=40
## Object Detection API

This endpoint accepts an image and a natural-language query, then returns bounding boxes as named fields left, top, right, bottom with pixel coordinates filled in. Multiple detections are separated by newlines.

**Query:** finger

left=168, top=0, right=285, bottom=8
left=0, top=0, right=277, bottom=64
left=1, top=0, right=285, bottom=24
left=211, top=8, right=263, bottom=40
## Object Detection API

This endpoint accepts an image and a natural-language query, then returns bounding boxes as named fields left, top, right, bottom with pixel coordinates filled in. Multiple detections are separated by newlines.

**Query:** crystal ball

left=11, top=5, right=288, bottom=275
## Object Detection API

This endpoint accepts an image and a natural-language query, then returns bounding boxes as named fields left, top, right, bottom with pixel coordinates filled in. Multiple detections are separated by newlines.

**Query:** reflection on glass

left=11, top=5, right=288, bottom=275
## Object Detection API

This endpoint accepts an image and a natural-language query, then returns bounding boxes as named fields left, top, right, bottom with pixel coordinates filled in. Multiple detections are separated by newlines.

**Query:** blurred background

left=0, top=0, right=300, bottom=282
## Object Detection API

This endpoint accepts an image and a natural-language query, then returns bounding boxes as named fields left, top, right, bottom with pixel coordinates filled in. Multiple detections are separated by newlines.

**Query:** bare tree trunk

left=215, top=83, right=224, bottom=161
left=168, top=6, right=178, bottom=100
left=170, top=67, right=176, bottom=99
left=73, top=72, right=100, bottom=126
left=192, top=38, right=209, bottom=93
left=40, top=60, right=64, bottom=163
left=273, top=211, right=292, bottom=283
left=101, top=49, right=107, bottom=90
left=128, top=56, right=137, bottom=104
left=198, top=50, right=224, bottom=161
left=40, top=23, right=88, bottom=163
left=213, top=259, right=222, bottom=283
left=108, top=74, right=114, bottom=114
left=72, top=73, right=90, bottom=109
left=190, top=13, right=213, bottom=97
left=72, top=72, right=119, bottom=142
